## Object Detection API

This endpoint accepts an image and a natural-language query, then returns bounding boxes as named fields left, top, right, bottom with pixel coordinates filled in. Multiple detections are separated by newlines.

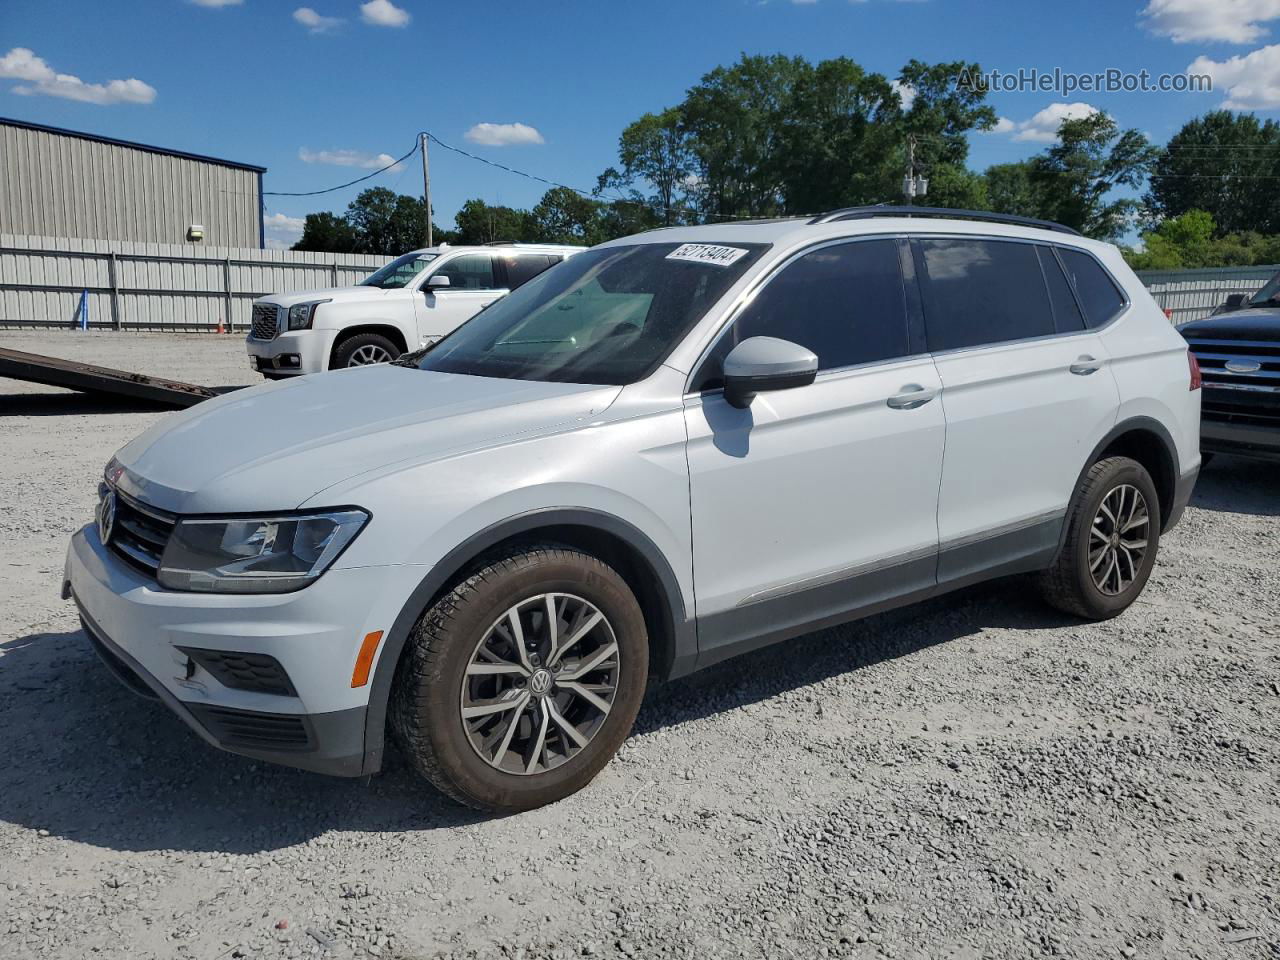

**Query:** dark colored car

left=1180, top=271, right=1280, bottom=463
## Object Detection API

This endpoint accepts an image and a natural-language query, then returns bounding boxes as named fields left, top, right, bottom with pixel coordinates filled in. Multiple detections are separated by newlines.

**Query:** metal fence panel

left=1137, top=264, right=1278, bottom=324
left=0, top=234, right=387, bottom=330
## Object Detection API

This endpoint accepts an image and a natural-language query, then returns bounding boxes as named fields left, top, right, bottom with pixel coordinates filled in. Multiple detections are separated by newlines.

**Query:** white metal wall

left=0, top=234, right=386, bottom=331
left=1, top=122, right=265, bottom=248
left=1137, top=265, right=1278, bottom=324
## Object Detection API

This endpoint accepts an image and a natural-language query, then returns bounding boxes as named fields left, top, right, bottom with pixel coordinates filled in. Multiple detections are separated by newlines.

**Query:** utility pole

left=902, top=134, right=928, bottom=203
left=420, top=132, right=433, bottom=248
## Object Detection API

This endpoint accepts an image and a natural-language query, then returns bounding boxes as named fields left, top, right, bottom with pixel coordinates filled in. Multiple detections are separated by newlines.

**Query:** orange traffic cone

left=216, top=318, right=225, bottom=334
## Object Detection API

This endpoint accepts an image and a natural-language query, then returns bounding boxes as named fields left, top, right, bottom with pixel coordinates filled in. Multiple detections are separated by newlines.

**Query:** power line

left=262, top=142, right=419, bottom=197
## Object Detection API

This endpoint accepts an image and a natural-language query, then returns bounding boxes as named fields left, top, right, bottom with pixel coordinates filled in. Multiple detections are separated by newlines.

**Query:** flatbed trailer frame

left=0, top=348, right=221, bottom=408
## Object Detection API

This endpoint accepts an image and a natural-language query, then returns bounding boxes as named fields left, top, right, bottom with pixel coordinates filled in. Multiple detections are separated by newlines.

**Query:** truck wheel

left=390, top=545, right=649, bottom=812
left=1038, top=456, right=1162, bottom=620
left=331, top=333, right=400, bottom=369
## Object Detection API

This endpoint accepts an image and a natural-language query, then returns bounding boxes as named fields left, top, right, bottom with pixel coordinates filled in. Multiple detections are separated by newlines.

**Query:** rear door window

left=1057, top=248, right=1126, bottom=328
left=501, top=254, right=558, bottom=290
left=1038, top=246, right=1087, bottom=334
left=915, top=238, right=1055, bottom=352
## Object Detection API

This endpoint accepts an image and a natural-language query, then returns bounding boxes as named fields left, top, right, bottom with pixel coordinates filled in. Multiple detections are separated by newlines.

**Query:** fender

left=1055, top=415, right=1182, bottom=560
left=358, top=507, right=694, bottom=774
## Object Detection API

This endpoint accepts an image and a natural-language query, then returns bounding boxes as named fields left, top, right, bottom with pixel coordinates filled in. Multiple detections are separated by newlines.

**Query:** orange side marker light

left=351, top=630, right=384, bottom=688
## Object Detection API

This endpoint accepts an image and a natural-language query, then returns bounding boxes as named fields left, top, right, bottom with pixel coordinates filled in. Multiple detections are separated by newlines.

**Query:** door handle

left=886, top=384, right=937, bottom=410
left=1069, top=355, right=1102, bottom=376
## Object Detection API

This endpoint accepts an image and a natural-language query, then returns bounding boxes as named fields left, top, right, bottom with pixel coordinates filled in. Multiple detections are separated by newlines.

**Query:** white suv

left=66, top=209, right=1201, bottom=812
left=246, top=243, right=583, bottom=377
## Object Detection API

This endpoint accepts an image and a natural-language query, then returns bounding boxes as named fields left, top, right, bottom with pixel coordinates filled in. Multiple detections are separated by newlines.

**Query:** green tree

left=343, top=187, right=433, bottom=255
left=1030, top=113, right=1158, bottom=240
left=530, top=187, right=603, bottom=245
left=1147, top=111, right=1280, bottom=235
left=292, top=211, right=359, bottom=252
left=598, top=108, right=696, bottom=225
left=774, top=57, right=901, bottom=213
left=453, top=199, right=534, bottom=244
left=982, top=161, right=1041, bottom=218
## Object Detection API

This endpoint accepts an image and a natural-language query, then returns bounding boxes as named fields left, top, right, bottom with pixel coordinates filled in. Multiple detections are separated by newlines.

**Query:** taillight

left=1188, top=350, right=1202, bottom=391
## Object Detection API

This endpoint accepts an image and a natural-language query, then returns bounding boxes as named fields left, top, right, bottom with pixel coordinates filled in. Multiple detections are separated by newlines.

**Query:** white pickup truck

left=246, top=242, right=583, bottom=377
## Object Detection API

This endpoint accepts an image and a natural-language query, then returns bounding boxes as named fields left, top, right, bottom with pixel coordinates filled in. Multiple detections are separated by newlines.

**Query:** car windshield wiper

left=391, top=344, right=435, bottom=367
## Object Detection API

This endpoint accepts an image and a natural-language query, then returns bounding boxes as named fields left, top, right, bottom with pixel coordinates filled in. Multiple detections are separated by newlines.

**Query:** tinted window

left=697, top=239, right=909, bottom=388
left=361, top=252, right=437, bottom=289
left=1058, top=249, right=1125, bottom=328
left=917, top=239, right=1054, bottom=352
left=502, top=254, right=558, bottom=290
left=433, top=255, right=496, bottom=290
left=1038, top=246, right=1086, bottom=333
left=419, top=242, right=767, bottom=385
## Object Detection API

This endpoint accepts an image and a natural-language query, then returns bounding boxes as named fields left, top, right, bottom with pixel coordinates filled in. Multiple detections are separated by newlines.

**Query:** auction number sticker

left=665, top=243, right=750, bottom=267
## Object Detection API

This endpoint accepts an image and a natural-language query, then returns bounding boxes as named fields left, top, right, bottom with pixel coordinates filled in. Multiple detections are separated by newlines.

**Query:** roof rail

left=808, top=205, right=1081, bottom=236
left=483, top=241, right=519, bottom=246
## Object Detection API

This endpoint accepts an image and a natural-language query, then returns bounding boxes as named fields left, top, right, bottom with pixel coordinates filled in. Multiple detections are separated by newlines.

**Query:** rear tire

left=1038, top=456, right=1162, bottom=620
left=331, top=332, right=400, bottom=370
left=390, top=545, right=648, bottom=812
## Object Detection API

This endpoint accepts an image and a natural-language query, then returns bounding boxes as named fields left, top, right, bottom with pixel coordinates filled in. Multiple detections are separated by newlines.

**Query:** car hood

left=111, top=366, right=620, bottom=514
left=255, top=285, right=406, bottom=308
left=1180, top=306, right=1280, bottom=339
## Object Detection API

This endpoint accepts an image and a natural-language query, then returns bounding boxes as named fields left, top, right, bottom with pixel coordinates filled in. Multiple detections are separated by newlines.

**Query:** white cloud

left=1190, top=44, right=1280, bottom=107
left=360, top=0, right=410, bottom=27
left=293, top=7, right=343, bottom=31
left=0, top=47, right=156, bottom=105
left=1141, top=0, right=1280, bottom=43
left=264, top=213, right=305, bottom=250
left=891, top=80, right=917, bottom=111
left=299, top=147, right=401, bottom=169
left=189, top=0, right=243, bottom=6
left=990, top=102, right=1102, bottom=143
left=463, top=122, right=546, bottom=147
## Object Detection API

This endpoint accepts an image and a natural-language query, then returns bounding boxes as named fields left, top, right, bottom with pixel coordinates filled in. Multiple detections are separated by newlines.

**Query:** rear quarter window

left=1057, top=248, right=1127, bottom=328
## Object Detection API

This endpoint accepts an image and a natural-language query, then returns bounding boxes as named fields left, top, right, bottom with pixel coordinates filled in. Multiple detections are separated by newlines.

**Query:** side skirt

left=692, top=512, right=1064, bottom=672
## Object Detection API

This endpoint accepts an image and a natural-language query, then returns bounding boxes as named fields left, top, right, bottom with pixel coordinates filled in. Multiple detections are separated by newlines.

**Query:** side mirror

left=1222, top=293, right=1247, bottom=312
left=722, top=336, right=818, bottom=409
left=425, top=274, right=451, bottom=290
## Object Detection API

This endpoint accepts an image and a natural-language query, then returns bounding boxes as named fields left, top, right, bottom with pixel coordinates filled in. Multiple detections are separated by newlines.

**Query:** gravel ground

left=1, top=330, right=1278, bottom=960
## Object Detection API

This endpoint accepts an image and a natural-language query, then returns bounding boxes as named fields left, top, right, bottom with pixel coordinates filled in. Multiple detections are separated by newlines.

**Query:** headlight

left=157, top=509, right=368, bottom=593
left=287, top=300, right=329, bottom=331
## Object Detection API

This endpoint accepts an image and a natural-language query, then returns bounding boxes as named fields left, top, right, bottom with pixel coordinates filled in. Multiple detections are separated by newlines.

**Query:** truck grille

left=250, top=303, right=280, bottom=340
left=105, top=488, right=176, bottom=577
left=1186, top=337, right=1280, bottom=398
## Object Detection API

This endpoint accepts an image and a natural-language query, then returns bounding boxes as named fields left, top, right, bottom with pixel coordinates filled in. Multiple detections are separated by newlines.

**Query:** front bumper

left=1165, top=464, right=1199, bottom=531
left=245, top=329, right=335, bottom=377
left=64, top=524, right=388, bottom=777
left=1201, top=418, right=1280, bottom=462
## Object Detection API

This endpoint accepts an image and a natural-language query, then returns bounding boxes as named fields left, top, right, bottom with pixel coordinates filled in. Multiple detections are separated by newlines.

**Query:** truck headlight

left=287, top=300, right=329, bottom=331
left=157, top=509, right=368, bottom=593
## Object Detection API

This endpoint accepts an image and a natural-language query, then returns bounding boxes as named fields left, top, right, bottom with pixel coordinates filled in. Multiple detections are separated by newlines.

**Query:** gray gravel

left=1, top=330, right=1278, bottom=960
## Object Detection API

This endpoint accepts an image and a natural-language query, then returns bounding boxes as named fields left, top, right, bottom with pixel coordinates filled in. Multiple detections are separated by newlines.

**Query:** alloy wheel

left=460, top=593, right=620, bottom=775
left=1089, top=483, right=1149, bottom=596
left=348, top=344, right=394, bottom=366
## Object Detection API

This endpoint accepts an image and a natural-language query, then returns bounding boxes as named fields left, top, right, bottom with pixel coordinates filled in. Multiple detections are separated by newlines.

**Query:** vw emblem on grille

left=529, top=669, right=553, bottom=696
left=97, top=490, right=117, bottom=545
left=1224, top=359, right=1262, bottom=373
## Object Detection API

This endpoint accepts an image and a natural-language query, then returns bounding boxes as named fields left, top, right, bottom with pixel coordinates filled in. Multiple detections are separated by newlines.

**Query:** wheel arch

left=1082, top=416, right=1180, bottom=534
left=329, top=324, right=410, bottom=367
left=359, top=508, right=694, bottom=775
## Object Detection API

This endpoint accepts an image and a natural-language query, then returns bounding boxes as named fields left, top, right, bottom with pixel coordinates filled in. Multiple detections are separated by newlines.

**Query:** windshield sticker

left=665, top=243, right=750, bottom=267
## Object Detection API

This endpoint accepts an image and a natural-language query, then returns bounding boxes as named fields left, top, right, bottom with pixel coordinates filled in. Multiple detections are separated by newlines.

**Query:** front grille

left=1187, top=337, right=1280, bottom=395
left=179, top=648, right=297, bottom=696
left=1202, top=397, right=1280, bottom=428
left=250, top=303, right=280, bottom=340
left=106, top=489, right=176, bottom=577
left=187, top=704, right=313, bottom=752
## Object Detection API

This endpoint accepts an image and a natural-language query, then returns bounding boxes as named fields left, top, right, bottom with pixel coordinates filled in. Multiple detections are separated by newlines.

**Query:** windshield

left=361, top=252, right=438, bottom=289
left=1249, top=271, right=1280, bottom=306
left=416, top=242, right=767, bottom=385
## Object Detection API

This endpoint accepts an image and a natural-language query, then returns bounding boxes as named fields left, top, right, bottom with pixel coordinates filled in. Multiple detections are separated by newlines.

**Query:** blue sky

left=3, top=0, right=1279, bottom=247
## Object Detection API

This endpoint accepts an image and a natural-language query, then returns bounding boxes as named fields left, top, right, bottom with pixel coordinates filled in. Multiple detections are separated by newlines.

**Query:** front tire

left=1038, top=456, right=1162, bottom=620
left=331, top=332, right=400, bottom=370
left=390, top=545, right=649, bottom=812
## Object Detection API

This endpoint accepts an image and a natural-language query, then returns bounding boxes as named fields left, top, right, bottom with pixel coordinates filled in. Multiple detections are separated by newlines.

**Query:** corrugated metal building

left=0, top=117, right=265, bottom=248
